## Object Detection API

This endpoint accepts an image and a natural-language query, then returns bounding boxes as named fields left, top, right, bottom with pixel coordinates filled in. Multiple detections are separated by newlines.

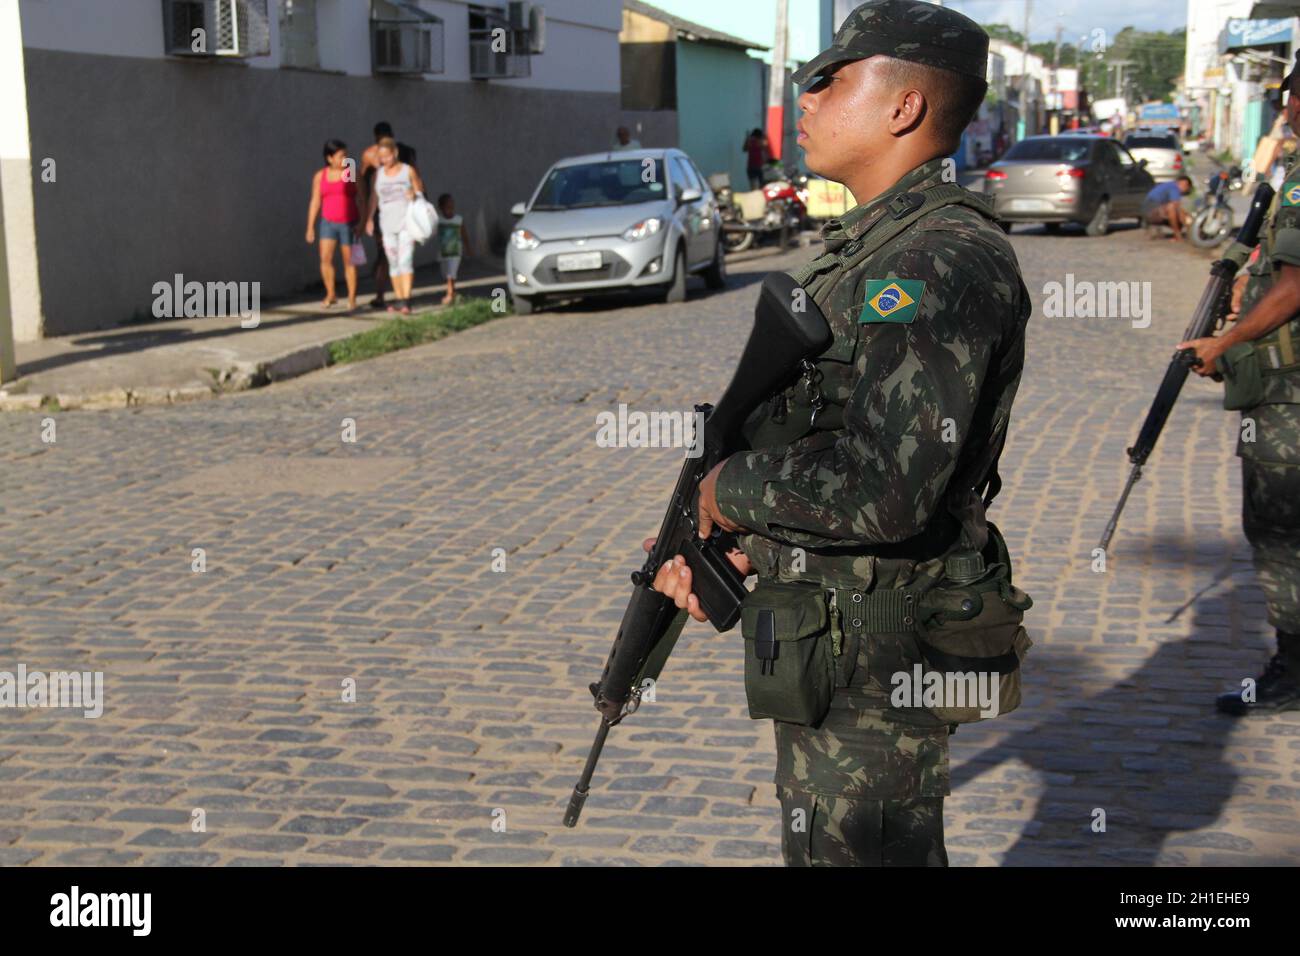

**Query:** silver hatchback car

left=506, top=149, right=725, bottom=313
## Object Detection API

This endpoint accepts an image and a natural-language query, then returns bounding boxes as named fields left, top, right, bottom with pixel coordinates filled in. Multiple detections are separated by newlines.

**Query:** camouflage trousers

left=1241, top=404, right=1300, bottom=634
left=772, top=628, right=950, bottom=867
left=778, top=788, right=948, bottom=866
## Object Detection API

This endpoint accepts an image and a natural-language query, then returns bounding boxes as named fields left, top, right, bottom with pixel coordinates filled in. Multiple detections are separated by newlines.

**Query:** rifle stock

left=564, top=272, right=832, bottom=827
left=1098, top=182, right=1274, bottom=552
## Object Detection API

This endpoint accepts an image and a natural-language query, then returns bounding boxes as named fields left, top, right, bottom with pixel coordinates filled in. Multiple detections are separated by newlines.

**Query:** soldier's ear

left=887, top=87, right=926, bottom=137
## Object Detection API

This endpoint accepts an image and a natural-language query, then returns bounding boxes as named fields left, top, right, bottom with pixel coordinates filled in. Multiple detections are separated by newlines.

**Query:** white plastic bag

left=405, top=193, right=438, bottom=244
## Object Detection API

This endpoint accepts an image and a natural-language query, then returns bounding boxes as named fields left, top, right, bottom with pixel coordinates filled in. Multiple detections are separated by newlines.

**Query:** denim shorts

left=320, top=218, right=355, bottom=244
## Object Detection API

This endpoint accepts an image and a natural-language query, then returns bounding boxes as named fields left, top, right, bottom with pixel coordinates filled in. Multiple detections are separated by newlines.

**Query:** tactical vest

left=1243, top=160, right=1300, bottom=402
left=743, top=183, right=1026, bottom=582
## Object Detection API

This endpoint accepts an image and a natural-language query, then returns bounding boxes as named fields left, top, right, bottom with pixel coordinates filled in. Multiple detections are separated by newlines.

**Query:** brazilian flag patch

left=860, top=279, right=925, bottom=324
left=1283, top=183, right=1300, bottom=207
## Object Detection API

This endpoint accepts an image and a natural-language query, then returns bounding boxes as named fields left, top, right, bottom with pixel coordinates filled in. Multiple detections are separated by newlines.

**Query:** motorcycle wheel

left=1189, top=206, right=1233, bottom=249
left=723, top=229, right=754, bottom=253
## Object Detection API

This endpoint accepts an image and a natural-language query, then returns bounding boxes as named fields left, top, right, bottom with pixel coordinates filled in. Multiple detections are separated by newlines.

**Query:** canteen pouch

left=741, top=581, right=835, bottom=725
left=1220, top=341, right=1265, bottom=411
left=910, top=573, right=1033, bottom=725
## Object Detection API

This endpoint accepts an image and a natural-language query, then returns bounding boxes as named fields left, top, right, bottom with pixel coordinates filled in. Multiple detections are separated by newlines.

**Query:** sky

left=644, top=0, right=1193, bottom=63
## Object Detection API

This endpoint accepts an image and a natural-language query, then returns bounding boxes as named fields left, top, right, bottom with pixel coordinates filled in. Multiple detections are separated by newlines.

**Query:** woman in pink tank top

left=306, top=139, right=360, bottom=310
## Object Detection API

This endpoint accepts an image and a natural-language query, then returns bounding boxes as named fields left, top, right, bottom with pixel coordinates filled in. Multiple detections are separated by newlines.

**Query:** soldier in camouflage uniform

left=1181, top=54, right=1300, bottom=717
left=652, top=1, right=1031, bottom=865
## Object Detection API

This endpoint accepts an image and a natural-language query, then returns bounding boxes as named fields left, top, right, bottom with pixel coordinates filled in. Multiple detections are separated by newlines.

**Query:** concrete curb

left=0, top=339, right=344, bottom=413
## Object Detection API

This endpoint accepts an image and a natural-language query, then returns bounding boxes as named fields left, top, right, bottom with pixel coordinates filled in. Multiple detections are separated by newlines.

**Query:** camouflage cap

left=791, top=0, right=989, bottom=86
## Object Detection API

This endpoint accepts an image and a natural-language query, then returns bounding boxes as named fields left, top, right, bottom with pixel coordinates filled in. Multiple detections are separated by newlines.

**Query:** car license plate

left=557, top=251, right=603, bottom=271
left=1007, top=198, right=1053, bottom=212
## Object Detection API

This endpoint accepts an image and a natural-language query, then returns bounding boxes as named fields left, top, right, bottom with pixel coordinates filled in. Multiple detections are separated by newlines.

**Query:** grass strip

left=327, top=298, right=506, bottom=365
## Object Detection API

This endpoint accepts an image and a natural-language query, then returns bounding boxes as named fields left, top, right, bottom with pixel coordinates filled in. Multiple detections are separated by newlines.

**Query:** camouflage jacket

left=715, top=158, right=1031, bottom=590
left=1239, top=150, right=1300, bottom=405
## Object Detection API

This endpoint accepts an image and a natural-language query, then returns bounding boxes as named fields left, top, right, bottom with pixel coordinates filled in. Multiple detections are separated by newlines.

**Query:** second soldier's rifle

left=563, top=273, right=832, bottom=827
left=1098, top=182, right=1274, bottom=552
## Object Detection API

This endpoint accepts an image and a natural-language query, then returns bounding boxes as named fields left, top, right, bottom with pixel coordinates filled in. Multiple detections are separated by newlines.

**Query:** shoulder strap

left=791, top=183, right=996, bottom=286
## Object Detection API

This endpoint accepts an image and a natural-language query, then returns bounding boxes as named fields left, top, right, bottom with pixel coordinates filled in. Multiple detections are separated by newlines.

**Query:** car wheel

left=1084, top=198, right=1110, bottom=237
left=662, top=246, right=687, bottom=304
left=703, top=239, right=727, bottom=290
left=511, top=293, right=535, bottom=315
left=996, top=220, right=1013, bottom=234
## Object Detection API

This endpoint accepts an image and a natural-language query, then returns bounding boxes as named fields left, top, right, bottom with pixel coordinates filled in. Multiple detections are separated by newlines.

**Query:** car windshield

left=531, top=159, right=667, bottom=209
left=1003, top=139, right=1093, bottom=162
left=1125, top=136, right=1177, bottom=149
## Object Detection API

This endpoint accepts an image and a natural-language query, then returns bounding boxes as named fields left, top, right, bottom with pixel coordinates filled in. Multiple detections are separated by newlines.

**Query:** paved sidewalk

left=0, top=259, right=508, bottom=411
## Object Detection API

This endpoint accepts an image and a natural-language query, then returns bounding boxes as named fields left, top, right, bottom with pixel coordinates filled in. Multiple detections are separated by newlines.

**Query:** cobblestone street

left=1, top=221, right=1297, bottom=867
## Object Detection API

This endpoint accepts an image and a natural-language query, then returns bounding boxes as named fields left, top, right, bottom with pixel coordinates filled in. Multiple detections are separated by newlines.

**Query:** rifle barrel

left=1098, top=462, right=1142, bottom=552
left=563, top=719, right=611, bottom=828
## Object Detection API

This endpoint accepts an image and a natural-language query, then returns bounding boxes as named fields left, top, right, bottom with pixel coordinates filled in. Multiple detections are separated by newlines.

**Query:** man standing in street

left=1180, top=54, right=1300, bottom=717
left=650, top=0, right=1032, bottom=865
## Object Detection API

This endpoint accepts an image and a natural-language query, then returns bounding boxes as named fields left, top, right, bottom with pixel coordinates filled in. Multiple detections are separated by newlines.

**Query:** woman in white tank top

left=364, top=137, right=425, bottom=313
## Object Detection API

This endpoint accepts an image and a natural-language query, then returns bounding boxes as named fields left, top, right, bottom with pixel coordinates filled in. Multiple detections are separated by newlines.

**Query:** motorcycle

left=1188, top=167, right=1236, bottom=249
left=709, top=170, right=803, bottom=254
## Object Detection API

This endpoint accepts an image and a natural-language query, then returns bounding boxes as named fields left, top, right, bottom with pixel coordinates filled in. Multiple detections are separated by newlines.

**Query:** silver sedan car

left=506, top=149, right=725, bottom=313
left=984, top=134, right=1155, bottom=236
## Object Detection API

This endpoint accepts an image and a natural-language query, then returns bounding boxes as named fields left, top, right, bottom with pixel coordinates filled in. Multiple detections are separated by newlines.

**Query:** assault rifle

left=563, top=272, right=832, bottom=827
left=1098, top=181, right=1274, bottom=552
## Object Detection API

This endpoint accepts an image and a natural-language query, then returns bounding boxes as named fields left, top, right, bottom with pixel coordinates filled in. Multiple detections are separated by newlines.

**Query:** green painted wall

left=675, top=42, right=765, bottom=188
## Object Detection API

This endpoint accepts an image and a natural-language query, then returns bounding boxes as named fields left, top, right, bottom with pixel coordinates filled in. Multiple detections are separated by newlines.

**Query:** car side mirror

left=1138, top=158, right=1149, bottom=168
left=679, top=188, right=702, bottom=204
left=510, top=202, right=526, bottom=216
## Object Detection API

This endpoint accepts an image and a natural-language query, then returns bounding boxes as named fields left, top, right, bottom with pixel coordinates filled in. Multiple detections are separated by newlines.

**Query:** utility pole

left=766, top=0, right=789, bottom=162
left=1017, top=0, right=1032, bottom=140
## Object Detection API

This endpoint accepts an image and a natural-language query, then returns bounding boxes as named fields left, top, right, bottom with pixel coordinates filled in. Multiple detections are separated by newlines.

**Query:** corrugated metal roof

left=624, top=0, right=768, bottom=52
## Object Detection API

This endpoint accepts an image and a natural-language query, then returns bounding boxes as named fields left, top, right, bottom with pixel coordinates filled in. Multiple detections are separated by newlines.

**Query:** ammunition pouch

left=1221, top=340, right=1266, bottom=411
left=740, top=581, right=836, bottom=726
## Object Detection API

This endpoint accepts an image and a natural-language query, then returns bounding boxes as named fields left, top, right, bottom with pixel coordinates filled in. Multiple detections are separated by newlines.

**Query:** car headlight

left=510, top=228, right=540, bottom=251
left=622, top=217, right=663, bottom=242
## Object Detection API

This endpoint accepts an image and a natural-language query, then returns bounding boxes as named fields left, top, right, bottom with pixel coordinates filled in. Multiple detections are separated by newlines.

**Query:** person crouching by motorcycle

left=1142, top=175, right=1193, bottom=241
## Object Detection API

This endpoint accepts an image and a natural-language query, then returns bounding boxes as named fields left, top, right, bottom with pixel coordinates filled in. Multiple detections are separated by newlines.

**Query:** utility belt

left=1221, top=320, right=1300, bottom=410
left=739, top=524, right=1033, bottom=728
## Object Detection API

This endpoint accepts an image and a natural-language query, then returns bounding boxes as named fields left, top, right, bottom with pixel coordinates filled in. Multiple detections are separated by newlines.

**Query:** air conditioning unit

left=528, top=4, right=545, bottom=55
left=371, top=1, right=445, bottom=75
left=162, top=0, right=270, bottom=58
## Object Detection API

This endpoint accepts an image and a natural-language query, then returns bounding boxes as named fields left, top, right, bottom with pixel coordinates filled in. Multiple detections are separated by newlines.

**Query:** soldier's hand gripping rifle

left=1098, top=182, right=1274, bottom=553
left=563, top=273, right=832, bottom=827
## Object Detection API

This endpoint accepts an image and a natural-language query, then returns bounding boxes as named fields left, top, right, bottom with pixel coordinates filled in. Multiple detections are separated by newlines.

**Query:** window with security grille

left=161, top=0, right=270, bottom=57
left=279, top=0, right=319, bottom=69
left=371, top=0, right=445, bottom=74
left=468, top=4, right=531, bottom=80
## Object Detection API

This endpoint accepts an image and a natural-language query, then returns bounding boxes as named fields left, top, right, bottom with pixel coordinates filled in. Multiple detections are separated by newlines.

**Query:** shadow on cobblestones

left=954, top=604, right=1242, bottom=866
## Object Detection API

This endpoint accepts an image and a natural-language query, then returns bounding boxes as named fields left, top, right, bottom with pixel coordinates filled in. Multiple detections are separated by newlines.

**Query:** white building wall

left=18, top=0, right=620, bottom=91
